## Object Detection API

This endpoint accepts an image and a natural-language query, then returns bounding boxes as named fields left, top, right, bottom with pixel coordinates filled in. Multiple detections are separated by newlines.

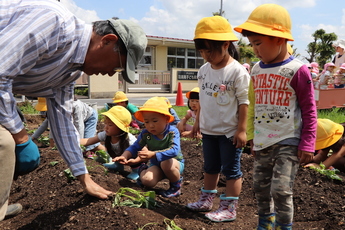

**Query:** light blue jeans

left=84, top=109, right=100, bottom=151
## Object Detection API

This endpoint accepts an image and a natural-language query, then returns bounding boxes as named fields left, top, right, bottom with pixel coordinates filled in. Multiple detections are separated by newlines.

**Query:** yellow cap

left=234, top=4, right=294, bottom=41
left=135, top=97, right=174, bottom=123
left=160, top=97, right=172, bottom=108
left=315, top=119, right=344, bottom=150
left=101, top=105, right=131, bottom=133
left=186, top=87, right=200, bottom=99
left=194, top=16, right=238, bottom=41
left=112, top=91, right=128, bottom=103
left=35, top=97, right=47, bottom=111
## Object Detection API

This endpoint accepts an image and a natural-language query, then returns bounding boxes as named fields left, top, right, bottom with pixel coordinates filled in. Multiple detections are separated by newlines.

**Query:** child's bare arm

left=80, top=136, right=100, bottom=147
left=312, top=149, right=329, bottom=163
left=321, top=145, right=345, bottom=169
left=233, top=104, right=248, bottom=148
left=177, top=113, right=192, bottom=133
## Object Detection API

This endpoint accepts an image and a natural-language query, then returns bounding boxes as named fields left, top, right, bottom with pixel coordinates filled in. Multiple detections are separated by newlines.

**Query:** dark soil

left=1, top=115, right=345, bottom=230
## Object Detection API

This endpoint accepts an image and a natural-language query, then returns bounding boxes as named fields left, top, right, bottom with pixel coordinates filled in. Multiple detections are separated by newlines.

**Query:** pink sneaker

left=186, top=188, right=217, bottom=212
left=205, top=195, right=238, bottom=222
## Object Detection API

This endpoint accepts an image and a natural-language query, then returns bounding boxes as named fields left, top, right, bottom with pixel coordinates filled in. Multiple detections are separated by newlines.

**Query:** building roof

left=147, top=35, right=195, bottom=48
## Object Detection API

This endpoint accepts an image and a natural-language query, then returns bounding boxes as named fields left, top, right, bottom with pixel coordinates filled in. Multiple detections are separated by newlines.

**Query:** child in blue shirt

left=113, top=97, right=184, bottom=197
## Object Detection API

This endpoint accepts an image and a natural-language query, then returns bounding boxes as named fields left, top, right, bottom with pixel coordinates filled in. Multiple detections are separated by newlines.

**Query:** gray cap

left=108, top=18, right=147, bottom=83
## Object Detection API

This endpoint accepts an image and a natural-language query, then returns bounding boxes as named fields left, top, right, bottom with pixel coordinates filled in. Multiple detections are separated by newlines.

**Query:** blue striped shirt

left=0, top=0, right=92, bottom=176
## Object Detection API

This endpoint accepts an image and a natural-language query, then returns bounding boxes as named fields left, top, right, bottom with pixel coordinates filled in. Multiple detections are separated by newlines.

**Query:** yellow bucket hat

left=234, top=4, right=294, bottom=41
left=194, top=16, right=238, bottom=41
left=315, top=119, right=344, bottom=150
left=160, top=97, right=172, bottom=108
left=35, top=97, right=47, bottom=111
left=186, top=87, right=200, bottom=99
left=112, top=91, right=128, bottom=103
left=135, top=97, right=174, bottom=123
left=101, top=105, right=131, bottom=133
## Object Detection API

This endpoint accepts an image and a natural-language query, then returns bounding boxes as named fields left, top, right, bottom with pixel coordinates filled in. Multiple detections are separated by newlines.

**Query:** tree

left=236, top=38, right=255, bottom=64
left=290, top=44, right=300, bottom=59
left=305, top=29, right=337, bottom=68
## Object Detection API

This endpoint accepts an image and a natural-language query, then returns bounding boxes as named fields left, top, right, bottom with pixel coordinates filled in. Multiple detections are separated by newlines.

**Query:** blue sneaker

left=160, top=177, right=183, bottom=197
left=102, top=162, right=124, bottom=172
left=127, top=167, right=139, bottom=180
left=136, top=163, right=148, bottom=187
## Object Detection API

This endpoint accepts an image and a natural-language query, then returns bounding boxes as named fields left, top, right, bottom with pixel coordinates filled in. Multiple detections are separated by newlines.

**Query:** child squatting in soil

left=186, top=16, right=250, bottom=222
left=80, top=105, right=140, bottom=180
left=176, top=87, right=202, bottom=138
left=305, top=119, right=345, bottom=172
left=113, top=97, right=184, bottom=198
left=234, top=4, right=317, bottom=230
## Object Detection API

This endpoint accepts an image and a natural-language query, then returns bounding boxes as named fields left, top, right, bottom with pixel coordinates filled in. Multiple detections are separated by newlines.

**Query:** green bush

left=17, top=100, right=39, bottom=114
left=74, top=87, right=88, bottom=96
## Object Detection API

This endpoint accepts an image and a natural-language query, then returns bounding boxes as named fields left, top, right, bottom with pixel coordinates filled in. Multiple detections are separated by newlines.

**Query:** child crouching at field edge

left=113, top=97, right=184, bottom=197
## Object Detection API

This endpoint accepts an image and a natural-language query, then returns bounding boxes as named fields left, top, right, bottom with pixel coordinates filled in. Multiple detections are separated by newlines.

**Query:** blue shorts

left=202, top=133, right=242, bottom=180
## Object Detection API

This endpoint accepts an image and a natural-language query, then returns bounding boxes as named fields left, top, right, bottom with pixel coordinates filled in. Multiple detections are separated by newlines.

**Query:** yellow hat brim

left=194, top=32, right=238, bottom=41
left=234, top=21, right=294, bottom=41
left=135, top=109, right=174, bottom=123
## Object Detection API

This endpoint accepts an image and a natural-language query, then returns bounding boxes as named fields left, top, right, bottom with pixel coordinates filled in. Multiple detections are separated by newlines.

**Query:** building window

left=167, top=47, right=204, bottom=70
left=139, top=46, right=152, bottom=66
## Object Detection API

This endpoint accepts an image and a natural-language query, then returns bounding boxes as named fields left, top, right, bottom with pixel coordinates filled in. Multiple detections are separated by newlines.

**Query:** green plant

left=49, top=161, right=59, bottom=166
left=93, top=150, right=111, bottom=163
left=309, top=162, right=342, bottom=181
left=98, top=107, right=107, bottom=120
left=129, top=127, right=141, bottom=135
left=137, top=222, right=158, bottom=230
left=164, top=218, right=183, bottom=230
left=112, top=187, right=157, bottom=209
left=74, top=87, right=88, bottom=96
left=63, top=168, right=76, bottom=182
left=17, top=100, right=39, bottom=114
left=38, top=135, right=50, bottom=146
left=27, top=129, right=35, bottom=134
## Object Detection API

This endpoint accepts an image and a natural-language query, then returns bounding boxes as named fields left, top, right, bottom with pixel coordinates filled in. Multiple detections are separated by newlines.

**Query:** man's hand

left=77, top=174, right=113, bottom=199
left=12, top=128, right=29, bottom=144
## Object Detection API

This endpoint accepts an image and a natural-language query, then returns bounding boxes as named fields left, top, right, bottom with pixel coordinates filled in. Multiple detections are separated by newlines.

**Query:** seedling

left=63, top=168, right=76, bottom=182
left=94, top=150, right=111, bottom=163
left=164, top=218, right=183, bottom=230
left=49, top=161, right=59, bottom=166
left=310, top=163, right=343, bottom=181
left=129, top=127, right=141, bottom=135
left=38, top=135, right=50, bottom=147
left=112, top=187, right=157, bottom=209
left=138, top=222, right=158, bottom=230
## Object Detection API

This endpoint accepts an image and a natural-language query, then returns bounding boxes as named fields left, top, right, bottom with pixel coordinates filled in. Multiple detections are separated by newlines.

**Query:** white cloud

left=59, top=0, right=100, bottom=24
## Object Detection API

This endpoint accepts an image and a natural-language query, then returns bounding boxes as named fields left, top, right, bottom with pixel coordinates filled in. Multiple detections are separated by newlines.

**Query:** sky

left=60, top=0, right=345, bottom=63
